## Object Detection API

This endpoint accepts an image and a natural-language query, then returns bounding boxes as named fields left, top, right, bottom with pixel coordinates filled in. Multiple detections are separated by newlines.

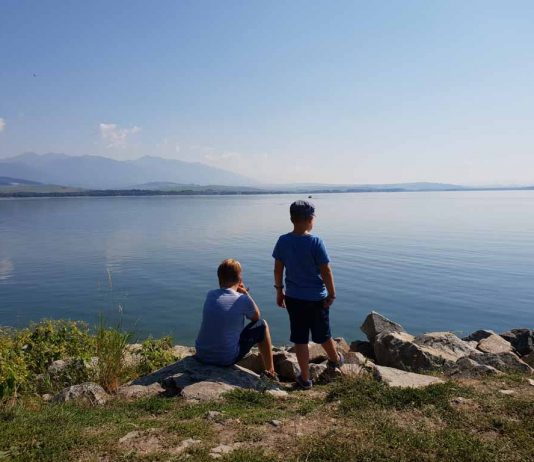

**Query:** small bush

left=17, top=320, right=95, bottom=374
left=95, top=319, right=132, bottom=393
left=137, top=336, right=176, bottom=376
left=0, top=331, right=29, bottom=399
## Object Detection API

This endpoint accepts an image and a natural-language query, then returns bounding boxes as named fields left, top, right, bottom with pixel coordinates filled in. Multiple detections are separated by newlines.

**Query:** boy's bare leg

left=321, top=338, right=340, bottom=363
left=257, top=321, right=275, bottom=375
left=294, top=343, right=310, bottom=381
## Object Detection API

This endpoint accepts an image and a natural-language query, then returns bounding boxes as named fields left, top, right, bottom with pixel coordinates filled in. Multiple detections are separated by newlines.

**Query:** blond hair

left=217, top=259, right=242, bottom=287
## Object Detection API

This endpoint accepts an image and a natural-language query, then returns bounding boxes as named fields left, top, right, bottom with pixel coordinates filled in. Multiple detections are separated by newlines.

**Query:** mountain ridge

left=0, top=153, right=258, bottom=189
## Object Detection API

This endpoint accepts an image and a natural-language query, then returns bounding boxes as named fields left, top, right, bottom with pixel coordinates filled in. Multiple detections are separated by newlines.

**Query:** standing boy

left=272, top=200, right=343, bottom=389
left=195, top=259, right=277, bottom=378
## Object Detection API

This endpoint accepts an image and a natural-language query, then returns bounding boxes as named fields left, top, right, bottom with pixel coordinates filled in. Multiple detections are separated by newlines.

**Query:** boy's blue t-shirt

left=272, top=233, right=330, bottom=301
left=195, top=288, right=256, bottom=366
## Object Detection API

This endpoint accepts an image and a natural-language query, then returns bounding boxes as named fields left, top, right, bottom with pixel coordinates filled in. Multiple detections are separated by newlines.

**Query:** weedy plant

left=95, top=317, right=132, bottom=393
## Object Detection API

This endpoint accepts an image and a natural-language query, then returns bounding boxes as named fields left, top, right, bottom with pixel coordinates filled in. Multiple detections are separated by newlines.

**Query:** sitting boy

left=195, top=258, right=276, bottom=378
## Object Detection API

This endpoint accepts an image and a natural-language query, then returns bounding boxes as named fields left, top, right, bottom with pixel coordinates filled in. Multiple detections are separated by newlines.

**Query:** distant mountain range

left=1, top=153, right=533, bottom=196
left=0, top=153, right=257, bottom=189
left=0, top=176, right=42, bottom=186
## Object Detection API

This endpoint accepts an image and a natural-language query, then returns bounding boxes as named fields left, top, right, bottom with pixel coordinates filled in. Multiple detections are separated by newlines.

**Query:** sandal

left=327, top=353, right=345, bottom=369
left=295, top=374, right=313, bottom=390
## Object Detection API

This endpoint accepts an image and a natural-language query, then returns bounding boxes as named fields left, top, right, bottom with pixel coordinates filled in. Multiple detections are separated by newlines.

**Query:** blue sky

left=1, top=0, right=533, bottom=184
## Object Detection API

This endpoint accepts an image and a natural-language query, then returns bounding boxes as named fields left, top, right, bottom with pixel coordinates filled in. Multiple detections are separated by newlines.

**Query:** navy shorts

left=285, top=296, right=331, bottom=344
left=234, top=319, right=267, bottom=363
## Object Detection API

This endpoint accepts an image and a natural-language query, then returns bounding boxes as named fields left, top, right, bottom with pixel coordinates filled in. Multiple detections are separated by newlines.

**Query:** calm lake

left=1, top=191, right=533, bottom=345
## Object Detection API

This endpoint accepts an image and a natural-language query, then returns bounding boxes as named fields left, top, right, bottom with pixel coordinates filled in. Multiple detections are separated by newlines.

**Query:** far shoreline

left=1, top=185, right=534, bottom=199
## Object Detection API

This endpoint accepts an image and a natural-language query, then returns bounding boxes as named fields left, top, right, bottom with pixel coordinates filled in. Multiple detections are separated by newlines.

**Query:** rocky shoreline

left=50, top=311, right=534, bottom=406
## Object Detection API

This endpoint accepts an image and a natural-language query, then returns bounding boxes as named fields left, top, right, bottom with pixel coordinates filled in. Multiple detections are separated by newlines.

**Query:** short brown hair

left=217, top=259, right=242, bottom=287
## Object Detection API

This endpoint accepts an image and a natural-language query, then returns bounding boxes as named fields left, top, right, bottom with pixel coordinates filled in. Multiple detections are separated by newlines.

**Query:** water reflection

left=0, top=257, right=14, bottom=281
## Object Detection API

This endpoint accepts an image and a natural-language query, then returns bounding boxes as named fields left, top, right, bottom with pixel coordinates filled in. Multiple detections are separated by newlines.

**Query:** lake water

left=1, top=191, right=533, bottom=345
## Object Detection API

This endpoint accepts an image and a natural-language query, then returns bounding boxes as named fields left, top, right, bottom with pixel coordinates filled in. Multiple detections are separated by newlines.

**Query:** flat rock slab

left=117, top=383, right=164, bottom=399
left=133, top=356, right=282, bottom=393
left=374, top=365, right=445, bottom=388
left=181, top=381, right=236, bottom=401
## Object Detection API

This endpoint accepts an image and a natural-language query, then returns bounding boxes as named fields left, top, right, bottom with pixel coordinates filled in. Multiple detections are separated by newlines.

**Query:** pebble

left=206, top=410, right=222, bottom=420
left=270, top=419, right=282, bottom=427
left=499, top=389, right=515, bottom=395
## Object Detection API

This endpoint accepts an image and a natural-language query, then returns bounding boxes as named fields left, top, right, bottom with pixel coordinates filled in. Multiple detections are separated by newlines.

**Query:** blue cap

left=290, top=200, right=315, bottom=219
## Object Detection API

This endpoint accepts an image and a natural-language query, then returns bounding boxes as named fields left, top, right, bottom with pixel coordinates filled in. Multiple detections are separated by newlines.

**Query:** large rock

left=349, top=340, right=375, bottom=360
left=288, top=337, right=350, bottom=363
left=445, top=357, right=502, bottom=378
left=414, top=332, right=479, bottom=360
left=500, top=329, right=534, bottom=356
left=360, top=311, right=405, bottom=342
left=374, top=331, right=432, bottom=371
left=53, top=382, right=108, bottom=405
left=374, top=365, right=445, bottom=388
left=373, top=331, right=477, bottom=372
left=236, top=351, right=264, bottom=374
left=181, top=381, right=236, bottom=401
left=276, top=355, right=300, bottom=381
left=463, top=330, right=495, bottom=343
left=132, top=355, right=283, bottom=393
left=469, top=351, right=533, bottom=374
left=523, top=352, right=534, bottom=368
left=477, top=334, right=514, bottom=354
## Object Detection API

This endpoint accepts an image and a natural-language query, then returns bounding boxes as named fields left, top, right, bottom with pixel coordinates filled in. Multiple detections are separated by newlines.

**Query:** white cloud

left=99, top=123, right=141, bottom=148
left=0, top=118, right=5, bottom=132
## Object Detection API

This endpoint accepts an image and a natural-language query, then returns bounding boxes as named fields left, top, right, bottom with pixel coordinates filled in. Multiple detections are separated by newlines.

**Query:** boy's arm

left=319, top=263, right=336, bottom=308
left=238, top=283, right=261, bottom=321
left=274, top=259, right=286, bottom=308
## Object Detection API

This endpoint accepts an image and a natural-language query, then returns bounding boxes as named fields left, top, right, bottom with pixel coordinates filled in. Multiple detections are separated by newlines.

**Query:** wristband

left=274, top=285, right=284, bottom=289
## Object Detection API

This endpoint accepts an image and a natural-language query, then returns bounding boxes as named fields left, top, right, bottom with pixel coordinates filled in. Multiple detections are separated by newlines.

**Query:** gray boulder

left=288, top=337, right=350, bottom=363
left=463, top=330, right=495, bottom=342
left=373, top=365, right=445, bottom=388
left=523, top=352, right=534, bottom=368
left=445, top=357, right=502, bottom=378
left=349, top=340, right=375, bottom=360
left=374, top=331, right=434, bottom=371
left=53, top=382, right=108, bottom=406
left=469, top=351, right=533, bottom=374
left=414, top=332, right=479, bottom=359
left=236, top=351, right=264, bottom=374
left=361, top=311, right=405, bottom=342
left=373, top=331, right=477, bottom=372
left=500, top=329, right=534, bottom=356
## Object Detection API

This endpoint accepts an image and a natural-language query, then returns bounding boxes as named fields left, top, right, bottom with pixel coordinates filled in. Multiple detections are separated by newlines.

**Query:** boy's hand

left=237, top=282, right=249, bottom=295
left=323, top=295, right=336, bottom=308
left=276, top=290, right=286, bottom=308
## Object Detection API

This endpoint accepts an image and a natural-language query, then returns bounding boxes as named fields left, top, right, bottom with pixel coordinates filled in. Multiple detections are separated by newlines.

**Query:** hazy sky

left=1, top=1, right=533, bottom=185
